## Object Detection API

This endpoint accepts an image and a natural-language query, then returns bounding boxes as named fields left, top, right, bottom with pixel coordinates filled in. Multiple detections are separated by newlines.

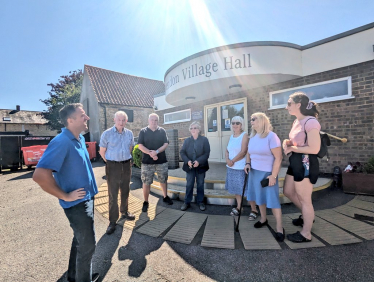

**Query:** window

left=120, top=109, right=134, bottom=122
left=164, top=109, right=191, bottom=124
left=269, top=77, right=353, bottom=109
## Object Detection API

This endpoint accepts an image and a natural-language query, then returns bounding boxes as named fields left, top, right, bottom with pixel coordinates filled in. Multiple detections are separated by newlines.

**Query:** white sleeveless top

left=226, top=132, right=246, bottom=170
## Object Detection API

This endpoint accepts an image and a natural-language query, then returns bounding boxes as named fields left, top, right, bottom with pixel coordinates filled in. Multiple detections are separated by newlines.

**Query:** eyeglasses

left=287, top=102, right=294, bottom=107
left=251, top=118, right=257, bottom=122
left=189, top=127, right=198, bottom=130
left=231, top=122, right=241, bottom=125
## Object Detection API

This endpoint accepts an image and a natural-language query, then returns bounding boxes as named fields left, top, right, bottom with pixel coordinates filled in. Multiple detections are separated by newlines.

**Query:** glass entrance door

left=204, top=98, right=247, bottom=162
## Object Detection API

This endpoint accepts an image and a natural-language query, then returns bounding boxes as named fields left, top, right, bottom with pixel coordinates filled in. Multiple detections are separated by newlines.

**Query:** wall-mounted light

left=229, top=84, right=242, bottom=89
left=185, top=96, right=196, bottom=100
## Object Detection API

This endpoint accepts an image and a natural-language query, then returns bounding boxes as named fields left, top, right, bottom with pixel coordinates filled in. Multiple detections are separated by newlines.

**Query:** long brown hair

left=289, top=91, right=319, bottom=118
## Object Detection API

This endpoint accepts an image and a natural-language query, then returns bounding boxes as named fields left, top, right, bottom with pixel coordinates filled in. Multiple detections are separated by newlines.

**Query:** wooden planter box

left=342, top=173, right=374, bottom=195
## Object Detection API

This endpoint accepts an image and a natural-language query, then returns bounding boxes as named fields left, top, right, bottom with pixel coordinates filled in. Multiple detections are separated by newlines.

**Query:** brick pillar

left=165, top=129, right=179, bottom=169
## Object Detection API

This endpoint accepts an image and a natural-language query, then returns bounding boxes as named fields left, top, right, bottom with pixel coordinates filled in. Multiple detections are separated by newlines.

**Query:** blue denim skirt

left=246, top=168, right=281, bottom=209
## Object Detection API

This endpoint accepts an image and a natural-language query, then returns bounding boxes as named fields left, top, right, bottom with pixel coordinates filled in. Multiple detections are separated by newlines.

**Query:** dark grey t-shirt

left=138, top=126, right=169, bottom=164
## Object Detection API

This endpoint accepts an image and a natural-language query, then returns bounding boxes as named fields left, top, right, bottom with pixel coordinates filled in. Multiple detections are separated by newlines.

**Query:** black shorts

left=286, top=153, right=319, bottom=184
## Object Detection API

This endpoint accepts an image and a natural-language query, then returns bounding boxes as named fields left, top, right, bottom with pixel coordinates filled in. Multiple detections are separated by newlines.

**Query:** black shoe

left=163, top=195, right=173, bottom=205
left=120, top=211, right=135, bottom=221
left=292, top=215, right=304, bottom=226
left=106, top=223, right=116, bottom=235
left=142, top=201, right=149, bottom=212
left=275, top=228, right=285, bottom=242
left=287, top=231, right=312, bottom=243
left=292, top=215, right=315, bottom=227
left=68, top=273, right=99, bottom=282
left=254, top=219, right=268, bottom=228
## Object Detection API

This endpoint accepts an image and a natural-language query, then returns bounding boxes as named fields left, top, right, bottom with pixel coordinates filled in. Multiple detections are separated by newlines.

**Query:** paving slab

left=201, top=215, right=235, bottom=249
left=136, top=208, right=185, bottom=237
left=346, top=198, right=374, bottom=212
left=334, top=204, right=374, bottom=220
left=356, top=195, right=374, bottom=203
left=238, top=219, right=281, bottom=250
left=316, top=209, right=374, bottom=240
left=163, top=212, right=207, bottom=244
left=297, top=212, right=362, bottom=246
left=268, top=215, right=325, bottom=249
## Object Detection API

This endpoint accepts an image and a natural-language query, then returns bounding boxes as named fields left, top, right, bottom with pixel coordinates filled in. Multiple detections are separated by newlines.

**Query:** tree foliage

left=40, top=69, right=83, bottom=131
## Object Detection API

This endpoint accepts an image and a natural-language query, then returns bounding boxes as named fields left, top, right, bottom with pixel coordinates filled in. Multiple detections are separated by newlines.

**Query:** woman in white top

left=225, top=116, right=258, bottom=217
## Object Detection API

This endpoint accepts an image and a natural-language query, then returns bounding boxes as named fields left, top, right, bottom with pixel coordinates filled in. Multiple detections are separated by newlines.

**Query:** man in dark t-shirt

left=138, top=113, right=172, bottom=212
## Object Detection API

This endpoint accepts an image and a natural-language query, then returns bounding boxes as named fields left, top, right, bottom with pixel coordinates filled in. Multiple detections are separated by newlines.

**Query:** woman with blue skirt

left=245, top=112, right=284, bottom=242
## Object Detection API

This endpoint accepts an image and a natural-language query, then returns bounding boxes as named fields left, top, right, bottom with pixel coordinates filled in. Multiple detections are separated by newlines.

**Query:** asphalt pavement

left=1, top=162, right=374, bottom=282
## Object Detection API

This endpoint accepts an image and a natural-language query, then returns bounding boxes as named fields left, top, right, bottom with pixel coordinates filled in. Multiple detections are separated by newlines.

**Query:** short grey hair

left=231, top=116, right=245, bottom=132
left=149, top=113, right=159, bottom=119
left=189, top=121, right=201, bottom=134
left=114, top=111, right=128, bottom=120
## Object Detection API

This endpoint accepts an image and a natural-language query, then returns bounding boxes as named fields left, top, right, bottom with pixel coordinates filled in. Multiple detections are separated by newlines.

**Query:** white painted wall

left=165, top=46, right=302, bottom=97
left=302, top=28, right=374, bottom=76
left=154, top=95, right=174, bottom=111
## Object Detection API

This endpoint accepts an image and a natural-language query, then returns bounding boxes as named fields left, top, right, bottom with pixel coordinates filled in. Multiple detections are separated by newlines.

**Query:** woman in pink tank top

left=282, top=91, right=321, bottom=243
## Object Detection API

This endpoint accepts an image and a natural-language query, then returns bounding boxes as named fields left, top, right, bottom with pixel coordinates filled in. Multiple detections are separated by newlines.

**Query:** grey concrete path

left=2, top=162, right=374, bottom=282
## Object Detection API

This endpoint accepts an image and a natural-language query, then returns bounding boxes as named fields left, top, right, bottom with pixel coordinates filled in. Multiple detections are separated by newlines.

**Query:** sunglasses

left=189, top=127, right=198, bottom=130
left=251, top=118, right=257, bottom=122
left=231, top=122, right=241, bottom=125
left=287, top=102, right=294, bottom=107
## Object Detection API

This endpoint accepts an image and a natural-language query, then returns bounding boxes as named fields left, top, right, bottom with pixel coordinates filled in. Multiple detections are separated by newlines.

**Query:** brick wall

left=157, top=59, right=374, bottom=173
left=0, top=123, right=58, bottom=136
left=98, top=104, right=154, bottom=137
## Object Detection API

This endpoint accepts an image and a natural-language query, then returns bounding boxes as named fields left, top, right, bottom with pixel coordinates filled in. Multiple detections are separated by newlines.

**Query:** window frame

left=268, top=76, right=353, bottom=110
left=163, top=109, right=191, bottom=124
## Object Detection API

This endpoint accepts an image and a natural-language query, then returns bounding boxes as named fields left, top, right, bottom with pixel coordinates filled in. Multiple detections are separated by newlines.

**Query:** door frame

left=204, top=97, right=248, bottom=162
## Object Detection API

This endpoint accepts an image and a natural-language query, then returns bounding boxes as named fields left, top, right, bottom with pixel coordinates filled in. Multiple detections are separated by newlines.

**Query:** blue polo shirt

left=37, top=128, right=98, bottom=209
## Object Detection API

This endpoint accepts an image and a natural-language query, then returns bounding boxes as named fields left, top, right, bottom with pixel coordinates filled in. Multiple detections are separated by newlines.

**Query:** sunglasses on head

left=189, top=127, right=198, bottom=130
left=251, top=117, right=257, bottom=122
left=231, top=122, right=241, bottom=125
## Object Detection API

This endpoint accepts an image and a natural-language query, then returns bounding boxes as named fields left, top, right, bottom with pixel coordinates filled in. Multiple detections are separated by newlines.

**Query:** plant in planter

left=132, top=144, right=142, bottom=168
left=342, top=157, right=374, bottom=195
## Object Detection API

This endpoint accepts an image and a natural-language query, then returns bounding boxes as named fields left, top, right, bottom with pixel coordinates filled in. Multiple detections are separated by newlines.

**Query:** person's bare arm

left=33, top=168, right=86, bottom=202
left=268, top=147, right=282, bottom=186
left=99, top=147, right=107, bottom=162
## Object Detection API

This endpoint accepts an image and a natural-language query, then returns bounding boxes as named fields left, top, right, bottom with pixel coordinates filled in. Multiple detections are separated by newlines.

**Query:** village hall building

left=82, top=22, right=374, bottom=173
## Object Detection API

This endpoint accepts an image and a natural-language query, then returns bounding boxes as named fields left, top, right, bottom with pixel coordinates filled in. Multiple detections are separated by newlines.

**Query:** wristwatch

left=156, top=149, right=159, bottom=154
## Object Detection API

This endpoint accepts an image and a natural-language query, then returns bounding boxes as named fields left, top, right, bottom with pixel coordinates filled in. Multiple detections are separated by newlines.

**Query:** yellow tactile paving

left=268, top=215, right=325, bottom=249
left=201, top=215, right=235, bottom=249
left=346, top=199, right=374, bottom=212
left=238, top=218, right=281, bottom=250
left=316, top=209, right=374, bottom=240
left=136, top=209, right=185, bottom=237
left=164, top=212, right=207, bottom=244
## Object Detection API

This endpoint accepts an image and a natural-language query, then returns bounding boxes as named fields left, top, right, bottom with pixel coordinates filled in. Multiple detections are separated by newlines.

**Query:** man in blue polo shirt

left=33, top=103, right=99, bottom=282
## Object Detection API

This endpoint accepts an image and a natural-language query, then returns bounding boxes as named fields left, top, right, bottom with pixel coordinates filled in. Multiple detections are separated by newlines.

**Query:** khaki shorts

left=141, top=162, right=168, bottom=185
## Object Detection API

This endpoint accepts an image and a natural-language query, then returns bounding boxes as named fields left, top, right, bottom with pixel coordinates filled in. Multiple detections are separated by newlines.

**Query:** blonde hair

left=249, top=112, right=273, bottom=138
left=230, top=116, right=245, bottom=133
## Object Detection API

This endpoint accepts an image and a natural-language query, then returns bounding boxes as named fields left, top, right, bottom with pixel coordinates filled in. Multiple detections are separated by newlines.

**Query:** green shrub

left=132, top=144, right=142, bottom=168
left=363, top=156, right=374, bottom=174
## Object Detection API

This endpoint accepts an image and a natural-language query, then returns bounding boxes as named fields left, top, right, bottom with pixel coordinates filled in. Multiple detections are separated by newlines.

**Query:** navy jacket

left=180, top=135, right=210, bottom=173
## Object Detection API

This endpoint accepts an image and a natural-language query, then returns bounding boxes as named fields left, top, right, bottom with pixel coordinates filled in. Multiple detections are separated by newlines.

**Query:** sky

left=1, top=0, right=373, bottom=111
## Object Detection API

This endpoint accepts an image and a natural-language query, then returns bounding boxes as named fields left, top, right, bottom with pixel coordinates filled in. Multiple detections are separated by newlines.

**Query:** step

left=150, top=179, right=333, bottom=206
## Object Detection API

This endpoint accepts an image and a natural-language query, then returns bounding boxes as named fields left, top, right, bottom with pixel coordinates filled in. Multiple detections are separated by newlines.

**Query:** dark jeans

left=106, top=161, right=131, bottom=223
left=185, top=169, right=205, bottom=204
left=64, top=198, right=96, bottom=282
